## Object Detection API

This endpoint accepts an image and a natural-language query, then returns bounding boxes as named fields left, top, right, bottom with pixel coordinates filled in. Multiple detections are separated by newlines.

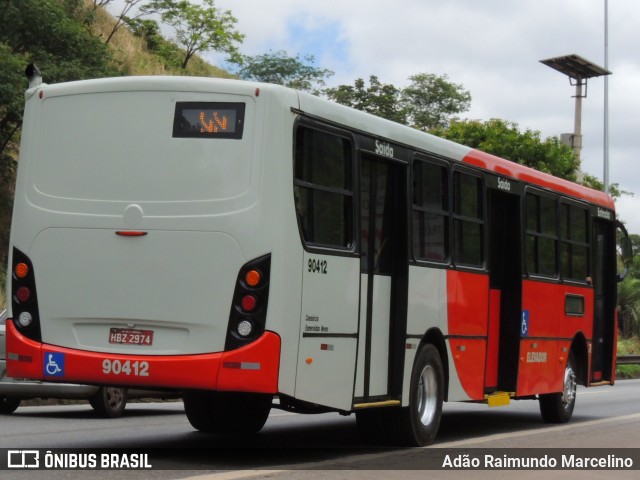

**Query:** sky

left=115, top=1, right=640, bottom=232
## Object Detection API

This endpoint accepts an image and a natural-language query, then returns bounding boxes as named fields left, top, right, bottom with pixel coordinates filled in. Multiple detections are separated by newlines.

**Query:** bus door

left=354, top=154, right=408, bottom=404
left=486, top=188, right=522, bottom=392
left=591, top=219, right=616, bottom=383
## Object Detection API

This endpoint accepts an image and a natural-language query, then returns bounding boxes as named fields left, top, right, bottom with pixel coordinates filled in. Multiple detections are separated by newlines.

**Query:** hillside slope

left=0, top=0, right=236, bottom=308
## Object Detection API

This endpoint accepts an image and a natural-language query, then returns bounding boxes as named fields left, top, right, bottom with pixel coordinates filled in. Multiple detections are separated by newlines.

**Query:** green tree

left=402, top=73, right=471, bottom=131
left=579, top=172, right=631, bottom=199
left=618, top=277, right=640, bottom=337
left=125, top=17, right=186, bottom=67
left=104, top=0, right=147, bottom=44
left=0, top=44, right=26, bottom=296
left=145, top=0, right=243, bottom=69
left=0, top=44, right=25, bottom=176
left=432, top=118, right=579, bottom=180
left=126, top=18, right=163, bottom=50
left=324, top=75, right=406, bottom=124
left=0, top=0, right=120, bottom=284
left=233, top=50, right=333, bottom=94
left=325, top=73, right=471, bottom=129
left=0, top=0, right=119, bottom=81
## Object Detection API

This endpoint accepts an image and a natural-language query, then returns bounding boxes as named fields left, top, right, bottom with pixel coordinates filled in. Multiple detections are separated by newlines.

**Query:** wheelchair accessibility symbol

left=43, top=352, right=65, bottom=377
left=521, top=310, right=530, bottom=337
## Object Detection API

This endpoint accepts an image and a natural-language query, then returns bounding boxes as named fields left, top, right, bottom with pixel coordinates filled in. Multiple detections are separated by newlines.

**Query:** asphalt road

left=1, top=379, right=639, bottom=480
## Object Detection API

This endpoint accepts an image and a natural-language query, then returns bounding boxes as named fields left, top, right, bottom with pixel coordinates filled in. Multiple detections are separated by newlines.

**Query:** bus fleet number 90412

left=102, top=359, right=150, bottom=377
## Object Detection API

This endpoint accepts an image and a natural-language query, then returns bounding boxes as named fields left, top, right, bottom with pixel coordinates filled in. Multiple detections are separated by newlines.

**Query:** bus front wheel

left=539, top=352, right=577, bottom=423
left=184, top=391, right=271, bottom=434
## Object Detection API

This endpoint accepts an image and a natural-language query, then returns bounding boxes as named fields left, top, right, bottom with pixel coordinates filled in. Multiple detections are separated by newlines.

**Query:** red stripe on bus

left=462, top=149, right=615, bottom=209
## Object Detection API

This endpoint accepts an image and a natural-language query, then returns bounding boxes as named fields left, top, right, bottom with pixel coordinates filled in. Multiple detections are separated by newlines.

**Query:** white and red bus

left=5, top=71, right=631, bottom=445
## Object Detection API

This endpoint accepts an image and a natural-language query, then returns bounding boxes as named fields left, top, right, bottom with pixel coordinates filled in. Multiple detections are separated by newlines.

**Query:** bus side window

left=452, top=171, right=484, bottom=267
left=412, top=159, right=449, bottom=263
left=294, top=127, right=354, bottom=249
left=526, top=193, right=558, bottom=277
left=560, top=203, right=590, bottom=282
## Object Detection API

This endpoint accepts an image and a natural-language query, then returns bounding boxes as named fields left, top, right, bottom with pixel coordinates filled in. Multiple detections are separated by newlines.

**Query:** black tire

left=0, top=396, right=21, bottom=414
left=89, top=387, right=128, bottom=418
left=183, top=391, right=272, bottom=434
left=539, top=352, right=577, bottom=423
left=389, top=344, right=444, bottom=446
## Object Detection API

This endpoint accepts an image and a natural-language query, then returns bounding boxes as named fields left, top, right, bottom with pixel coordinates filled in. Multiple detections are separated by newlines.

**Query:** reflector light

left=16, top=287, right=31, bottom=303
left=237, top=320, right=253, bottom=337
left=15, top=263, right=29, bottom=279
left=241, top=295, right=257, bottom=312
left=115, top=231, right=148, bottom=237
left=245, top=269, right=261, bottom=287
left=18, top=312, right=33, bottom=327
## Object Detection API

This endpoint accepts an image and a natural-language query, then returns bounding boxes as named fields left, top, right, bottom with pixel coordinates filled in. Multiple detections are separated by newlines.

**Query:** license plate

left=109, top=328, right=154, bottom=346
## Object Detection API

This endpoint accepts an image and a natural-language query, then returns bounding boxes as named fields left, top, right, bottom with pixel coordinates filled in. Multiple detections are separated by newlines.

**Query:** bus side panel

left=405, top=266, right=460, bottom=404
left=518, top=280, right=594, bottom=396
left=447, top=270, right=489, bottom=400
left=295, top=254, right=360, bottom=411
left=517, top=339, right=560, bottom=395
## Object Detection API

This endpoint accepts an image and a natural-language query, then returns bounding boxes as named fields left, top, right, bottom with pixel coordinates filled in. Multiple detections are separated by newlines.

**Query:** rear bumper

left=5, top=319, right=281, bottom=393
left=0, top=358, right=99, bottom=398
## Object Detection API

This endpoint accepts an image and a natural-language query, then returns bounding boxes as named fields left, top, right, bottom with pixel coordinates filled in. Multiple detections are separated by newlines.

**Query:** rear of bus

left=5, top=77, right=295, bottom=415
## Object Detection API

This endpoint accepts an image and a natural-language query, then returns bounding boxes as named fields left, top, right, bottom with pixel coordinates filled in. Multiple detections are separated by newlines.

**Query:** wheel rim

left=561, top=363, right=576, bottom=408
left=105, top=388, right=124, bottom=410
left=417, top=364, right=437, bottom=426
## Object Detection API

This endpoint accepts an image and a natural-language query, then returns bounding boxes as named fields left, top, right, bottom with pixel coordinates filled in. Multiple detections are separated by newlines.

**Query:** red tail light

left=241, top=295, right=257, bottom=312
left=16, top=286, right=31, bottom=303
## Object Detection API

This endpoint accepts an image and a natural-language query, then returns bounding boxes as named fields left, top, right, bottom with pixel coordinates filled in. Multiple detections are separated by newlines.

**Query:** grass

left=617, top=336, right=640, bottom=379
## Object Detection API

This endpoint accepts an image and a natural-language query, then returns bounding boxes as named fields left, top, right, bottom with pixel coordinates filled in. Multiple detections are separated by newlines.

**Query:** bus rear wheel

left=388, top=344, right=444, bottom=446
left=539, top=352, right=577, bottom=423
left=89, top=387, right=128, bottom=418
left=184, top=391, right=272, bottom=434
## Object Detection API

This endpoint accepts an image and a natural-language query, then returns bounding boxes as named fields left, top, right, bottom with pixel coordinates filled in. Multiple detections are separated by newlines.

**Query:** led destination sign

left=173, top=102, right=245, bottom=139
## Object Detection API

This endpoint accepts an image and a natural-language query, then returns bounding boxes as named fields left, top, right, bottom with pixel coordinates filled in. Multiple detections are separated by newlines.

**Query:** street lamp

left=540, top=54, right=611, bottom=165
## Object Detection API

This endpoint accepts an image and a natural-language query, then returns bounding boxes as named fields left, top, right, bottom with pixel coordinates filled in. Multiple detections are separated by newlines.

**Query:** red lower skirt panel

left=5, top=319, right=280, bottom=393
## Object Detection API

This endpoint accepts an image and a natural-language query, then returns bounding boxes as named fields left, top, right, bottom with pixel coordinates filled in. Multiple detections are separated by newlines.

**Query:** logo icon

left=44, top=352, right=65, bottom=377
left=8, top=450, right=40, bottom=468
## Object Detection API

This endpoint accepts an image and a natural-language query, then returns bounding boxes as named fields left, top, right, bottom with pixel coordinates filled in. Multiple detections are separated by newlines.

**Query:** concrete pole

left=573, top=79, right=583, bottom=164
left=604, top=0, right=610, bottom=192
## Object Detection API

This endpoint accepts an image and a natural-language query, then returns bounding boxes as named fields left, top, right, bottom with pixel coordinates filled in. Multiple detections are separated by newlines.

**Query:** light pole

left=540, top=54, right=611, bottom=166
left=604, top=0, right=610, bottom=192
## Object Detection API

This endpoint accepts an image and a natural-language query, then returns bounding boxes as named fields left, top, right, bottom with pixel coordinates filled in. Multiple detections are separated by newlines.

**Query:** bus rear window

left=173, top=102, right=245, bottom=139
